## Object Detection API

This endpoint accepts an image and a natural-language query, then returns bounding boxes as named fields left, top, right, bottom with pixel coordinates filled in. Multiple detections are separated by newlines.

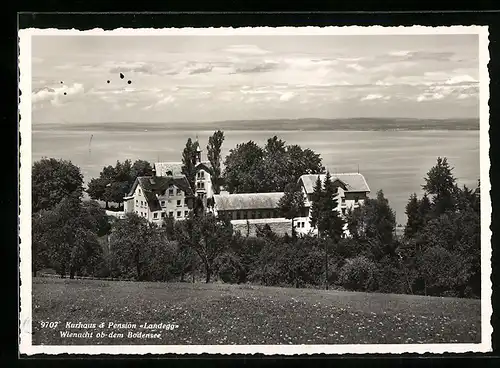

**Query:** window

left=177, top=200, right=181, bottom=207
left=169, top=211, right=174, bottom=217
left=236, top=211, right=241, bottom=220
left=136, top=200, right=138, bottom=205
left=161, top=212, right=166, bottom=218
left=141, top=201, right=144, bottom=206
left=138, top=189, right=141, bottom=195
left=176, top=188, right=182, bottom=195
left=153, top=213, right=158, bottom=219
left=184, top=211, right=188, bottom=217
left=169, top=188, right=174, bottom=196
left=161, top=201, right=165, bottom=207
left=135, top=210, right=138, bottom=214
left=177, top=211, right=181, bottom=217
left=354, top=196, right=360, bottom=204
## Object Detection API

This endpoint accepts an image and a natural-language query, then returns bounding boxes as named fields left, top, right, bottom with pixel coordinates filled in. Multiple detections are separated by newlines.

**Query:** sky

left=31, top=34, right=480, bottom=124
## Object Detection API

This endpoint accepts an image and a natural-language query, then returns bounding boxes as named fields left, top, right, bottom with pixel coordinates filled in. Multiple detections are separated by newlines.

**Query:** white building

left=123, top=174, right=194, bottom=226
left=154, top=139, right=213, bottom=204
left=295, top=173, right=371, bottom=236
left=211, top=173, right=370, bottom=237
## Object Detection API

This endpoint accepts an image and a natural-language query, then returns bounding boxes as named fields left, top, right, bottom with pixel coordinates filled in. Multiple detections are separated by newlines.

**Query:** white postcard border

left=18, top=25, right=492, bottom=356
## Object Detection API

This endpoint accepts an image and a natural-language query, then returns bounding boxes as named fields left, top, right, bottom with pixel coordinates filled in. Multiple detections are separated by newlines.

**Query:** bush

left=339, top=256, right=378, bottom=292
left=214, top=252, right=245, bottom=284
left=375, top=256, right=408, bottom=294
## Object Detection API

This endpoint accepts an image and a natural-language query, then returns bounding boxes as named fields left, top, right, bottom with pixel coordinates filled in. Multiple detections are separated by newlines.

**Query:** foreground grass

left=32, top=277, right=481, bottom=345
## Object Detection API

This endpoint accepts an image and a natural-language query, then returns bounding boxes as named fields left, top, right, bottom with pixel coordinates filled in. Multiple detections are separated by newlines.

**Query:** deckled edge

left=18, top=25, right=492, bottom=356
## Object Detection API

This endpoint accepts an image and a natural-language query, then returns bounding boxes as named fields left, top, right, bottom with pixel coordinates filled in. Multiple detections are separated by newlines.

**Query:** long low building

left=212, top=192, right=293, bottom=236
left=213, top=192, right=285, bottom=221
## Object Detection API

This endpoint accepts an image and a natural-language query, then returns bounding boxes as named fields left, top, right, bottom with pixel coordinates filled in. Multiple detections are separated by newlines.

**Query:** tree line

left=31, top=133, right=481, bottom=299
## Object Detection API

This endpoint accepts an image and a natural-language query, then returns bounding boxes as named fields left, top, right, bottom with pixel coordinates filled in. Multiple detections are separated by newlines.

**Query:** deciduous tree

left=32, top=158, right=84, bottom=212
left=109, top=212, right=161, bottom=280
left=223, top=141, right=264, bottom=193
left=33, top=197, right=105, bottom=279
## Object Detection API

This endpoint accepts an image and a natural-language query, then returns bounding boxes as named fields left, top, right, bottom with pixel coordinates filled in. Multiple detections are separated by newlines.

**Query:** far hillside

left=33, top=117, right=479, bottom=132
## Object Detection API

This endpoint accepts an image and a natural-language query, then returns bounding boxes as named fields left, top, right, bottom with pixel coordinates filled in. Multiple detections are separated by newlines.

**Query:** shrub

left=214, top=252, right=245, bottom=284
left=339, top=256, right=378, bottom=292
left=375, top=256, right=408, bottom=294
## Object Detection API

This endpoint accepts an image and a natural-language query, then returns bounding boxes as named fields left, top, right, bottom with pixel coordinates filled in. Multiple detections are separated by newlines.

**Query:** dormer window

left=166, top=170, right=173, bottom=176
left=169, top=188, right=174, bottom=196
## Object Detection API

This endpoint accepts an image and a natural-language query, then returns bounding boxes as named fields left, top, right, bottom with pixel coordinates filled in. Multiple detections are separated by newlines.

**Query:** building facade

left=123, top=175, right=194, bottom=226
left=295, top=173, right=371, bottom=236
left=154, top=139, right=214, bottom=203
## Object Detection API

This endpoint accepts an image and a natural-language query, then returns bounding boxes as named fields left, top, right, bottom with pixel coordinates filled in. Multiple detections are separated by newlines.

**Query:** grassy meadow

left=32, top=277, right=481, bottom=345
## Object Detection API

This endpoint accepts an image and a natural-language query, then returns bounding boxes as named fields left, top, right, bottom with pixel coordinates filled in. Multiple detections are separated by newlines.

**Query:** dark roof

left=154, top=161, right=212, bottom=176
left=299, top=173, right=370, bottom=194
left=127, top=176, right=193, bottom=212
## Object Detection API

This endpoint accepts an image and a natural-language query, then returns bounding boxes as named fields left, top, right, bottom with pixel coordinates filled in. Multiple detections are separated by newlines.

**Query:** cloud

left=157, top=95, right=176, bottom=105
left=283, top=57, right=337, bottom=70
left=224, top=44, right=270, bottom=55
left=234, top=62, right=279, bottom=74
left=388, top=51, right=412, bottom=57
left=346, top=63, right=365, bottom=72
left=360, top=94, right=389, bottom=101
left=188, top=65, right=214, bottom=75
left=32, top=83, right=85, bottom=105
left=109, top=62, right=154, bottom=74
left=416, top=92, right=445, bottom=102
left=444, top=74, right=478, bottom=85
left=279, top=92, right=296, bottom=102
left=385, top=51, right=455, bottom=62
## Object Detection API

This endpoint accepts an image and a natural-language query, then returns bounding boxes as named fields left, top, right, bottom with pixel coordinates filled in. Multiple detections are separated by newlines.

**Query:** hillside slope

left=32, top=278, right=481, bottom=345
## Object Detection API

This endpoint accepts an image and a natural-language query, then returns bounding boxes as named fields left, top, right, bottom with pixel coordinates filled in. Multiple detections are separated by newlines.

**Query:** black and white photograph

left=18, top=26, right=491, bottom=355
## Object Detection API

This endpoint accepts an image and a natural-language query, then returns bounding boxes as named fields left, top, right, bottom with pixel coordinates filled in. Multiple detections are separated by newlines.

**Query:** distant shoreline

left=32, top=117, right=480, bottom=132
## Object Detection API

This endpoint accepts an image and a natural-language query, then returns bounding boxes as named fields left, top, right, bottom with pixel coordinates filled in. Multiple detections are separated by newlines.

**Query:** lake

left=32, top=128, right=480, bottom=225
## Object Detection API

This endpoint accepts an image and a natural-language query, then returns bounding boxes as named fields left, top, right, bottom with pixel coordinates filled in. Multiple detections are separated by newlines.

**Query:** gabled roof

left=214, top=192, right=284, bottom=211
left=299, top=173, right=370, bottom=194
left=154, top=161, right=212, bottom=177
left=127, top=175, right=194, bottom=212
